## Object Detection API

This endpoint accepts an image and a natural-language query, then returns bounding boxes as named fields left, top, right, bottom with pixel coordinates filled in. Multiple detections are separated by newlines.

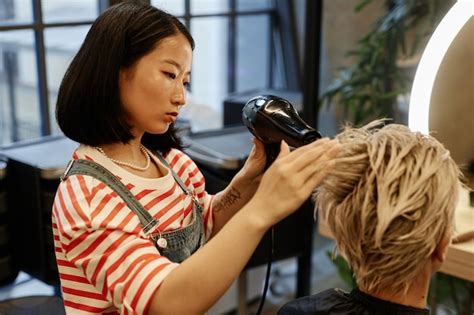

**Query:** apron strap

left=61, top=159, right=158, bottom=234
left=154, top=152, right=204, bottom=213
left=154, top=153, right=191, bottom=194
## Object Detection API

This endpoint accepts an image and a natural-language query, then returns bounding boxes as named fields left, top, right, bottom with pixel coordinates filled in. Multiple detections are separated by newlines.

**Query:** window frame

left=151, top=0, right=279, bottom=94
left=0, top=0, right=302, bottom=146
left=0, top=0, right=107, bottom=143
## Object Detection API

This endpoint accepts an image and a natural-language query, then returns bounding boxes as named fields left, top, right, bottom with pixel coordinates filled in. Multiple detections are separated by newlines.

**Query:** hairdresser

left=51, top=2, right=340, bottom=314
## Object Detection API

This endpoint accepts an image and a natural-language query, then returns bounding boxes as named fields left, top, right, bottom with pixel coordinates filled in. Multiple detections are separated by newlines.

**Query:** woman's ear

left=119, top=65, right=135, bottom=84
left=118, top=68, right=127, bottom=86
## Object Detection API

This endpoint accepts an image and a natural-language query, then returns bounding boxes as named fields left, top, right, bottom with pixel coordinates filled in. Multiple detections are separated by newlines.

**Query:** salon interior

left=0, top=0, right=473, bottom=314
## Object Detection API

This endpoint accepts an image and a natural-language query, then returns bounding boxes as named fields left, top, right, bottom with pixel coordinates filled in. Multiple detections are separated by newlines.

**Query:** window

left=0, top=0, right=100, bottom=147
left=152, top=0, right=283, bottom=132
left=0, top=0, right=299, bottom=145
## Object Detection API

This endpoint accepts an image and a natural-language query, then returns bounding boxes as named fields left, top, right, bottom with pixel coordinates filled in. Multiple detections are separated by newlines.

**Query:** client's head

left=315, top=120, right=462, bottom=295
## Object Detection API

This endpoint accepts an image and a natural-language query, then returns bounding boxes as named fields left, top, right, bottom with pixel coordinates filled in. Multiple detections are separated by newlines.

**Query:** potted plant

left=320, top=0, right=453, bottom=126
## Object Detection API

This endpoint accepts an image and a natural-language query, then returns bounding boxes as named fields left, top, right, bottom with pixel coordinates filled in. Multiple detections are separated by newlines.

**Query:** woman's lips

left=165, top=112, right=178, bottom=123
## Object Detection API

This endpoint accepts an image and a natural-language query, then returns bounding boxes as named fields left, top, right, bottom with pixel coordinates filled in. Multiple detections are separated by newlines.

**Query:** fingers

left=301, top=158, right=337, bottom=196
left=247, top=138, right=264, bottom=160
left=302, top=140, right=340, bottom=179
left=263, top=139, right=339, bottom=199
left=298, top=143, right=340, bottom=195
left=252, top=137, right=264, bottom=147
left=284, top=140, right=339, bottom=199
left=305, top=148, right=339, bottom=185
left=276, top=138, right=335, bottom=172
left=252, top=137, right=265, bottom=159
left=278, top=140, right=290, bottom=158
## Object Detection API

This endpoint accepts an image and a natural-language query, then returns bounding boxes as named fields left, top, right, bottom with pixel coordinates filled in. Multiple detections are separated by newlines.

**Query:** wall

left=293, top=0, right=385, bottom=135
left=429, top=17, right=474, bottom=166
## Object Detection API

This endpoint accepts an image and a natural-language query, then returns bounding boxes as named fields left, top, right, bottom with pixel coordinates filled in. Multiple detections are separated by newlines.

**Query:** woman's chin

left=147, top=125, right=170, bottom=135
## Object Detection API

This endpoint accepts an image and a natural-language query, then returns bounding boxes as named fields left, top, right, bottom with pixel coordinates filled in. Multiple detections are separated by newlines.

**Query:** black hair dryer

left=242, top=95, right=322, bottom=168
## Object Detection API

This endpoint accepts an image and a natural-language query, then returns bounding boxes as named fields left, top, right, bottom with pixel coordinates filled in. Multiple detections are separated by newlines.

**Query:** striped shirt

left=52, top=145, right=215, bottom=314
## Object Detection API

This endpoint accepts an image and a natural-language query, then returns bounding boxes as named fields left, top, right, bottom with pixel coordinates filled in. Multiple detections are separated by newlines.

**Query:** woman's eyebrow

left=163, top=59, right=191, bottom=75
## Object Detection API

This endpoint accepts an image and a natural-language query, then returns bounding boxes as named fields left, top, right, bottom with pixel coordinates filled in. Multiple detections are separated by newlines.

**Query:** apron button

left=157, top=237, right=168, bottom=248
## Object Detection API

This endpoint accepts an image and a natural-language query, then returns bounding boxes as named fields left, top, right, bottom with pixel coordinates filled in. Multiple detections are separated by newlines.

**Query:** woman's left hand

left=233, top=137, right=266, bottom=193
left=209, top=138, right=267, bottom=236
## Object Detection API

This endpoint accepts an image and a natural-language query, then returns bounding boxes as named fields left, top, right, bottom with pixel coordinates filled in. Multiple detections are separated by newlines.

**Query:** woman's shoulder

left=60, top=144, right=119, bottom=195
left=163, top=148, right=204, bottom=182
left=72, top=144, right=101, bottom=161
left=164, top=148, right=195, bottom=167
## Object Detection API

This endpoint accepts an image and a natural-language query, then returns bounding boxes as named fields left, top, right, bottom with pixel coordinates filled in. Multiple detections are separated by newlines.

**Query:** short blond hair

left=315, top=120, right=462, bottom=294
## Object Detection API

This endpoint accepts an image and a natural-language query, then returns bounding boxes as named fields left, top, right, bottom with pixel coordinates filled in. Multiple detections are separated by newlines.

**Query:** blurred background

left=0, top=0, right=473, bottom=314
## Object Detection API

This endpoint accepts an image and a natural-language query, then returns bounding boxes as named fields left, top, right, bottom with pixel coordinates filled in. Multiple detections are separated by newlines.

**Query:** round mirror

left=409, top=0, right=473, bottom=167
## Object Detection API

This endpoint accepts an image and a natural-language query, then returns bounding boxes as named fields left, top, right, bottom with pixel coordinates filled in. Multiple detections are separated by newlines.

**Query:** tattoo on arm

left=213, top=187, right=241, bottom=213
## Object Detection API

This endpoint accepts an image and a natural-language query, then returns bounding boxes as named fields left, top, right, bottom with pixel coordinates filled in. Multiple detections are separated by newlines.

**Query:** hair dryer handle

left=264, top=143, right=281, bottom=169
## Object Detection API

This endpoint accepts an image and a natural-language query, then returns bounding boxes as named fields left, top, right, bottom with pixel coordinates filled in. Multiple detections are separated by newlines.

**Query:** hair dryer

left=242, top=95, right=322, bottom=168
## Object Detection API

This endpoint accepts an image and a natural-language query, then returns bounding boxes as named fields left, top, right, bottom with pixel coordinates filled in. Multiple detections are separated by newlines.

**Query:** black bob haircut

left=56, top=2, right=194, bottom=154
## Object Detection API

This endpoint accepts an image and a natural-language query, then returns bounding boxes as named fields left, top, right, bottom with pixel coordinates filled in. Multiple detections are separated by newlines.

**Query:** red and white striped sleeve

left=54, top=174, right=178, bottom=314
left=166, top=149, right=215, bottom=239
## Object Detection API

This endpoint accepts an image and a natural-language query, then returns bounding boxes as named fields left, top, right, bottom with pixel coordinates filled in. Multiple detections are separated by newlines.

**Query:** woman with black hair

left=53, top=2, right=340, bottom=314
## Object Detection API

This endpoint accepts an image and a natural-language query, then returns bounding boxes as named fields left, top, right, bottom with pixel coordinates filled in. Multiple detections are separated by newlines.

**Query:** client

left=279, top=120, right=464, bottom=314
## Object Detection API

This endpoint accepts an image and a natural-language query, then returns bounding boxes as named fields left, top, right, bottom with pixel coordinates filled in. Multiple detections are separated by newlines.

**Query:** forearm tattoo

left=213, top=187, right=242, bottom=213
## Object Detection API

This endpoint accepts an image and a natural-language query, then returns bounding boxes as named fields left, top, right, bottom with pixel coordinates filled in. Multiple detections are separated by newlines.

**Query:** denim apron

left=61, top=153, right=205, bottom=263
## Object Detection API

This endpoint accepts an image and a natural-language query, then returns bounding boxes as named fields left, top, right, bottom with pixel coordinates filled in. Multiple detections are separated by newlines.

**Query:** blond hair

left=315, top=120, right=462, bottom=294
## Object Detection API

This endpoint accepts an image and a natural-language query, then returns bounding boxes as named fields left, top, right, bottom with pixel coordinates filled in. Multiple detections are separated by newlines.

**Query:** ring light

left=408, top=0, right=474, bottom=134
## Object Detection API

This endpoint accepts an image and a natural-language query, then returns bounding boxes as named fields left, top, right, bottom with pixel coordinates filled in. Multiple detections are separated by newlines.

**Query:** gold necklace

left=95, top=144, right=151, bottom=171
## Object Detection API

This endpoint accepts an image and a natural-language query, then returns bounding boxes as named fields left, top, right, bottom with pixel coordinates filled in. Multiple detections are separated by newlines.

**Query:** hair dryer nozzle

left=242, top=95, right=322, bottom=148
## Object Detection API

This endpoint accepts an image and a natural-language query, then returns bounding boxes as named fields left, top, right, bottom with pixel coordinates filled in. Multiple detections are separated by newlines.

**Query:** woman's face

left=119, top=33, right=192, bottom=137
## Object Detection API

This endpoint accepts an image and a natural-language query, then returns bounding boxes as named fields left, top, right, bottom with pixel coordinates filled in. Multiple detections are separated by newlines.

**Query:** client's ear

left=431, top=236, right=451, bottom=271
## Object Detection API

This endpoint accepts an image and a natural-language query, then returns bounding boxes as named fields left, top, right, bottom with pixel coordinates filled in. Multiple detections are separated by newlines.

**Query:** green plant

left=325, top=251, right=356, bottom=289
left=429, top=273, right=474, bottom=315
left=321, top=0, right=452, bottom=126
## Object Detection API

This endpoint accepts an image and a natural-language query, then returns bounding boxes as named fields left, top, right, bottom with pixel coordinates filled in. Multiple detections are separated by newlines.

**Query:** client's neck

left=360, top=270, right=431, bottom=309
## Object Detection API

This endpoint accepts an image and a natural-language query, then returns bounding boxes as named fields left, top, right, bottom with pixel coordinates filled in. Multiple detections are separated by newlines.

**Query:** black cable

left=255, top=226, right=274, bottom=315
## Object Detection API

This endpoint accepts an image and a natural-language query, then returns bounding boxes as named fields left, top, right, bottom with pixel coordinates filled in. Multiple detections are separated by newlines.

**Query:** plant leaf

left=355, top=0, right=374, bottom=12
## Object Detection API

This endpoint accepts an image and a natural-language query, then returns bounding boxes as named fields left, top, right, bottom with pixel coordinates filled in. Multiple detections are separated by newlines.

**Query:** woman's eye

left=183, top=81, right=190, bottom=87
left=165, top=72, right=176, bottom=79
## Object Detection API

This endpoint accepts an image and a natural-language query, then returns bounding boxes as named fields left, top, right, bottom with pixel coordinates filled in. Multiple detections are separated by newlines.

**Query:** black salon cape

left=278, top=288, right=429, bottom=315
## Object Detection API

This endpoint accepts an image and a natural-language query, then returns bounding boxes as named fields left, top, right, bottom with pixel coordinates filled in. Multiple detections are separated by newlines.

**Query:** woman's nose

left=172, top=87, right=186, bottom=106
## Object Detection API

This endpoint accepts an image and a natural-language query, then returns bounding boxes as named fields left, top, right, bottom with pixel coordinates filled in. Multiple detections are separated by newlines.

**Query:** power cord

left=255, top=227, right=274, bottom=315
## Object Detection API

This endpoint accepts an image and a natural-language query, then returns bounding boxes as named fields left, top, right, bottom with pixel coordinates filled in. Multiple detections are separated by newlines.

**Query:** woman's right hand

left=150, top=138, right=339, bottom=314
left=246, top=138, right=340, bottom=228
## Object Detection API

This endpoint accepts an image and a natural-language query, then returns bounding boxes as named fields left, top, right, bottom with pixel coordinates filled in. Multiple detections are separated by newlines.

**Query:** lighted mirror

left=408, top=0, right=474, bottom=282
left=408, top=0, right=474, bottom=167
